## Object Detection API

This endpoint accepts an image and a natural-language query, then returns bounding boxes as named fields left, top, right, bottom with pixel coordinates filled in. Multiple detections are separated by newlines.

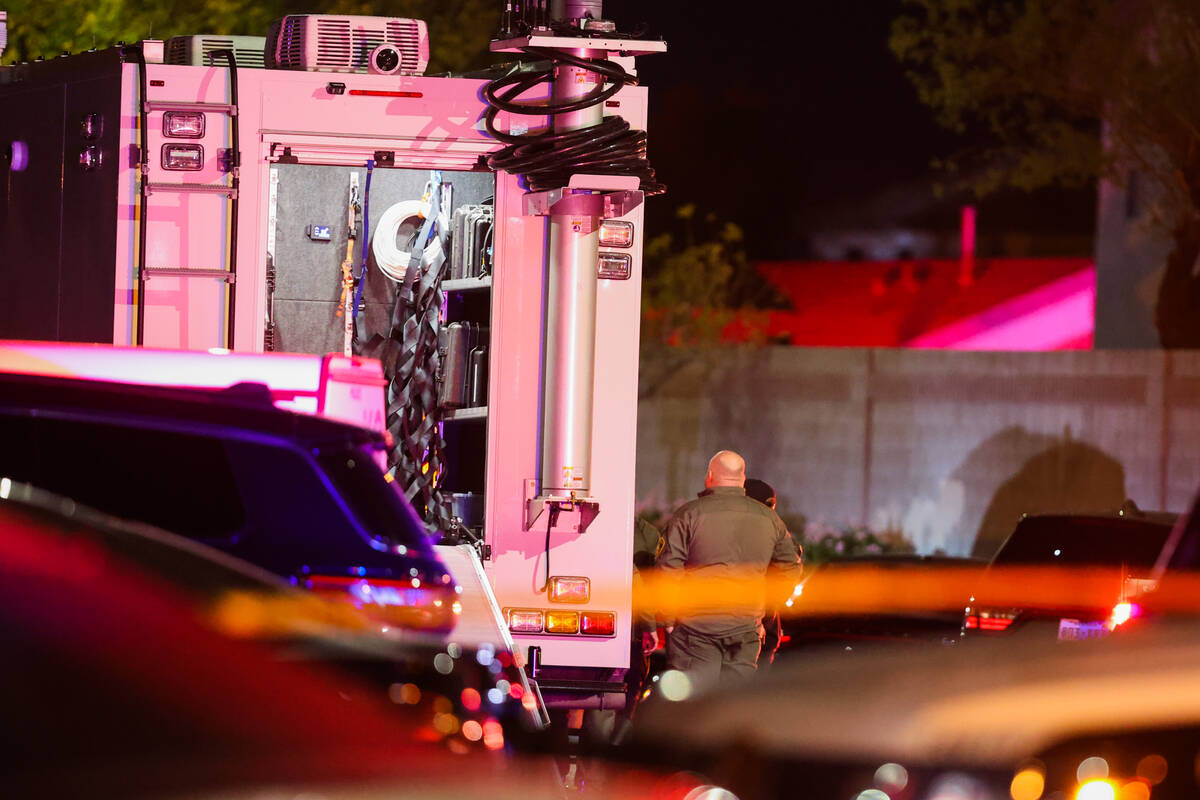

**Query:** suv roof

left=0, top=370, right=382, bottom=448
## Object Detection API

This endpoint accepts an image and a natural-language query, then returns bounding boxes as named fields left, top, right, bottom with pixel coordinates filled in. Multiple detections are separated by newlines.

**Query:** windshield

left=315, top=444, right=431, bottom=551
left=991, top=517, right=1173, bottom=569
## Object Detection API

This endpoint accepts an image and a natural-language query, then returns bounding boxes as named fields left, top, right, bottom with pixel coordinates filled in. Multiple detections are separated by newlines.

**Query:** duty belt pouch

left=439, top=322, right=470, bottom=409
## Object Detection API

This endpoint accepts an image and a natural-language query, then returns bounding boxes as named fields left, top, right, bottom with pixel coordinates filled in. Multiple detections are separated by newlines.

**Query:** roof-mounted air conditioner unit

left=265, top=15, right=429, bottom=74
left=165, top=35, right=268, bottom=68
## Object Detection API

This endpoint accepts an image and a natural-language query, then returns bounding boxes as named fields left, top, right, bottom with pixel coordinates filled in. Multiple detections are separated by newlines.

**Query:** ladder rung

left=143, top=268, right=235, bottom=283
left=145, top=101, right=237, bottom=115
left=146, top=182, right=237, bottom=197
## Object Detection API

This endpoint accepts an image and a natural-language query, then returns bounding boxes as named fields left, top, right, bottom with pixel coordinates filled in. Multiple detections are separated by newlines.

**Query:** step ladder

left=135, top=50, right=241, bottom=348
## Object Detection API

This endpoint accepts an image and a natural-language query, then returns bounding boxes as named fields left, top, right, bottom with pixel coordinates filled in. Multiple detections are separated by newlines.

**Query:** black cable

left=482, top=47, right=664, bottom=195
left=540, top=504, right=560, bottom=593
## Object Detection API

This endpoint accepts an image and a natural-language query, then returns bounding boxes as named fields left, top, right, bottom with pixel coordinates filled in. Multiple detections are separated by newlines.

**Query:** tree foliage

left=639, top=205, right=788, bottom=399
left=2, top=0, right=501, bottom=74
left=890, top=0, right=1200, bottom=346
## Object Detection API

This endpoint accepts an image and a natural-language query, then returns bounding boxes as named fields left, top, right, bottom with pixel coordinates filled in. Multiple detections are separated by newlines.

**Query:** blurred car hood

left=635, top=623, right=1200, bottom=767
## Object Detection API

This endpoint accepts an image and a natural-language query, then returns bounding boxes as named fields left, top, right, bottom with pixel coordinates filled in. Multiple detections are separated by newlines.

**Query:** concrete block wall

left=636, top=348, right=1200, bottom=559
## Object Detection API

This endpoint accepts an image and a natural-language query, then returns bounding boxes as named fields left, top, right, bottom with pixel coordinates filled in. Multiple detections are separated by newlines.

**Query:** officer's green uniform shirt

left=656, top=486, right=801, bottom=636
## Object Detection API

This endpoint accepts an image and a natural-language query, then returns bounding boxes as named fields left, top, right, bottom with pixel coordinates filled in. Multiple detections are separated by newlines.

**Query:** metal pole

left=540, top=48, right=603, bottom=497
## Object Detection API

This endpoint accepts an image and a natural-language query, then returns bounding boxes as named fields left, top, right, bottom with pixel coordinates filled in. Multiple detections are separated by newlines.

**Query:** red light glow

left=348, top=89, right=424, bottom=98
left=978, top=617, right=1013, bottom=631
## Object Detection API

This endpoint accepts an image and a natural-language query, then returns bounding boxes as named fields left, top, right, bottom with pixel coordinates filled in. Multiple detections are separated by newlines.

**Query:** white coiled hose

left=371, top=200, right=427, bottom=283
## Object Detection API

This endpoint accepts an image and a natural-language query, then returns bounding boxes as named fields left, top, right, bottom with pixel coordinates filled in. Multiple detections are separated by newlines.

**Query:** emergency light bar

left=0, top=341, right=386, bottom=433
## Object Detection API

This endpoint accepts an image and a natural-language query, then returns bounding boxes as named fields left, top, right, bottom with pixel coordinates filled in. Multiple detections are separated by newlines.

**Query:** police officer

left=656, top=451, right=801, bottom=691
left=744, top=477, right=801, bottom=671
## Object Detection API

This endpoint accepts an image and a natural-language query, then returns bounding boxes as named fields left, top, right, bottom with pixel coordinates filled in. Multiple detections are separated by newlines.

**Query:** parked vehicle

left=962, top=506, right=1176, bottom=641
left=777, top=554, right=984, bottom=655
left=0, top=481, right=644, bottom=798
left=0, top=480, right=540, bottom=736
left=628, top=618, right=1200, bottom=800
left=0, top=369, right=458, bottom=631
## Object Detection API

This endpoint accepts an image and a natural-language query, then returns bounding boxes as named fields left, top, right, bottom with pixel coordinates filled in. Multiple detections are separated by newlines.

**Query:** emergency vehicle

left=0, top=1, right=664, bottom=716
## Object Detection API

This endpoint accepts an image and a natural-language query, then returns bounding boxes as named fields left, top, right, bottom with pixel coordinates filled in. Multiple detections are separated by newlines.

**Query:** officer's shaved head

left=705, top=450, right=746, bottom=488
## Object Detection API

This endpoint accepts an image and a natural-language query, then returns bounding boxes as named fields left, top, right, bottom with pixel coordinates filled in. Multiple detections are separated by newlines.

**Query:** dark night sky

left=600, top=1, right=1095, bottom=260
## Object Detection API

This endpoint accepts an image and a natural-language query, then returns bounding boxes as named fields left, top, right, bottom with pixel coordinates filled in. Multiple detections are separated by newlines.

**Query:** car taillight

left=1107, top=601, right=1142, bottom=630
left=304, top=574, right=456, bottom=632
left=581, top=611, right=616, bottom=636
left=978, top=617, right=1014, bottom=631
left=508, top=609, right=544, bottom=633
left=545, top=610, right=580, bottom=634
left=967, top=607, right=1018, bottom=632
left=548, top=576, right=590, bottom=604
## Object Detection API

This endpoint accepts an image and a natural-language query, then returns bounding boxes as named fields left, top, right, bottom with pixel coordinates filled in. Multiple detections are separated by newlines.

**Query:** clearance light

left=597, top=252, right=632, bottom=280
left=161, top=143, right=203, bottom=170
left=964, top=615, right=979, bottom=629
left=1107, top=602, right=1142, bottom=630
left=580, top=611, right=616, bottom=636
left=545, top=610, right=580, bottom=634
left=548, top=576, right=590, bottom=604
left=162, top=110, right=205, bottom=138
left=508, top=609, right=544, bottom=633
left=599, top=219, right=634, bottom=248
left=1075, top=780, right=1115, bottom=800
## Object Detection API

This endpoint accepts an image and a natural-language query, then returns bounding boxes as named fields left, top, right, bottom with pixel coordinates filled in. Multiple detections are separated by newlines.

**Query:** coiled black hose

left=483, top=46, right=664, bottom=195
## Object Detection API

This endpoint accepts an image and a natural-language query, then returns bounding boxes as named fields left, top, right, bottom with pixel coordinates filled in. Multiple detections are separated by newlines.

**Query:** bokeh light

left=460, top=687, right=481, bottom=712
left=1136, top=754, right=1167, bottom=785
left=1076, top=780, right=1115, bottom=800
left=854, top=790, right=889, bottom=800
left=659, top=669, right=693, bottom=702
left=874, top=763, right=908, bottom=792
left=462, top=720, right=483, bottom=742
left=482, top=718, right=504, bottom=750
left=1010, top=766, right=1045, bottom=800
left=432, top=712, right=460, bottom=736
left=388, top=682, right=421, bottom=705
left=1077, top=757, right=1110, bottom=783
left=1118, top=780, right=1150, bottom=800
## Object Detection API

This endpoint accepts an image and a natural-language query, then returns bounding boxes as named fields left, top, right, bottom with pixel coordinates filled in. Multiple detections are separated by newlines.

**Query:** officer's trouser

left=666, top=625, right=760, bottom=693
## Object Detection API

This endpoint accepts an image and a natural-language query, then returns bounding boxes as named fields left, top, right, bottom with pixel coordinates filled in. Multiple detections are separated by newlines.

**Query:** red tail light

left=580, top=611, right=616, bottom=636
left=966, top=607, right=1018, bottom=632
left=978, top=617, right=1013, bottom=631
left=1107, top=601, right=1142, bottom=630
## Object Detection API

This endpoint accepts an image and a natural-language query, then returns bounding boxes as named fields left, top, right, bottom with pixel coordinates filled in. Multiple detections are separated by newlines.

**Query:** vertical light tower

left=541, top=2, right=606, bottom=507
left=487, top=0, right=664, bottom=531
